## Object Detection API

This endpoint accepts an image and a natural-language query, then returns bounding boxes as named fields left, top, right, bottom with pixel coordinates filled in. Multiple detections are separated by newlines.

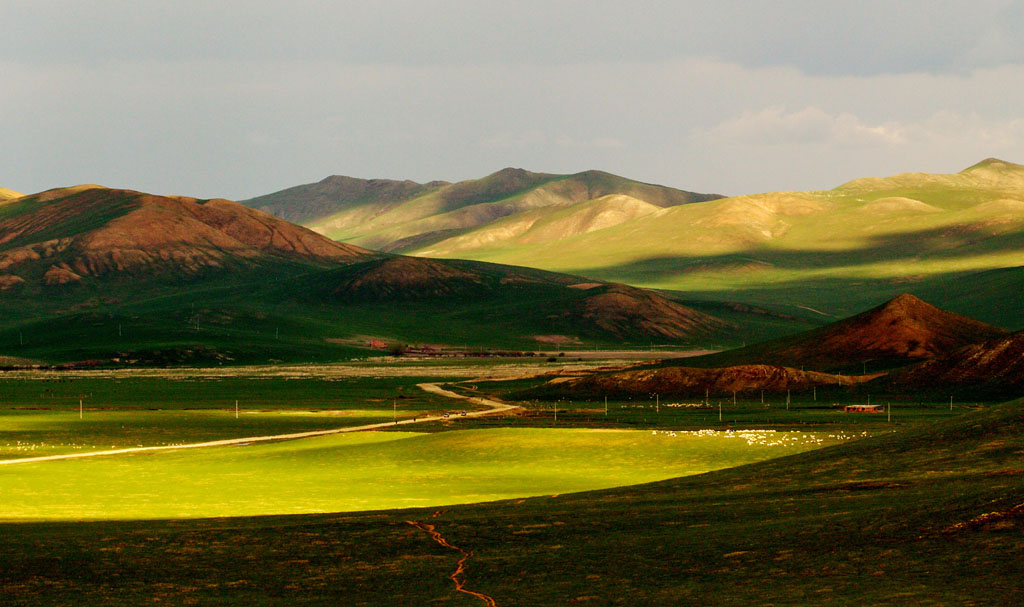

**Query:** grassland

left=1, top=363, right=1020, bottom=605
left=0, top=368, right=472, bottom=459
left=0, top=427, right=842, bottom=521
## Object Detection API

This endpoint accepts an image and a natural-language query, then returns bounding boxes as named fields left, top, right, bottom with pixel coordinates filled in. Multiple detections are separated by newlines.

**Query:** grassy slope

left=2, top=398, right=1021, bottom=605
left=0, top=254, right=815, bottom=363
left=411, top=159, right=1024, bottom=327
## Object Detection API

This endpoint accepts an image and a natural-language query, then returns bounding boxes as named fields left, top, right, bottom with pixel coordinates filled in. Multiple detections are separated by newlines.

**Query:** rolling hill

left=672, top=293, right=1009, bottom=372
left=0, top=185, right=775, bottom=364
left=523, top=293, right=1010, bottom=399
left=242, top=168, right=723, bottom=253
left=0, top=187, right=22, bottom=202
left=884, top=330, right=1024, bottom=399
left=0, top=185, right=368, bottom=288
left=528, top=363, right=870, bottom=400
left=370, top=158, right=1024, bottom=327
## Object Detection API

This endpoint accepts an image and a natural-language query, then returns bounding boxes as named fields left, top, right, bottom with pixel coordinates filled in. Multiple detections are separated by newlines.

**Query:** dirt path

left=407, top=520, right=499, bottom=607
left=0, top=383, right=521, bottom=466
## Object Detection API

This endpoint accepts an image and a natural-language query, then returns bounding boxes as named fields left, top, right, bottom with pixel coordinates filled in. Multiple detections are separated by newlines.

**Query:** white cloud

left=699, top=107, right=907, bottom=147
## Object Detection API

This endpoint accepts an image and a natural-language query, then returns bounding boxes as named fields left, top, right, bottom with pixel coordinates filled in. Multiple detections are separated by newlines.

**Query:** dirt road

left=0, top=383, right=521, bottom=466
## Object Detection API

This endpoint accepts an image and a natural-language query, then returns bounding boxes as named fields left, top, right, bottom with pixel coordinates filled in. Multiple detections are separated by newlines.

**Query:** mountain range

left=0, top=185, right=779, bottom=365
left=242, top=168, right=722, bottom=253
left=4, top=158, right=1021, bottom=366
left=245, top=159, right=1024, bottom=328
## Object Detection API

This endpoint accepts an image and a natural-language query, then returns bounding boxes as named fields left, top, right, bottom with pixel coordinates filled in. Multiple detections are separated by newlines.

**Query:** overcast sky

left=3, top=0, right=1024, bottom=199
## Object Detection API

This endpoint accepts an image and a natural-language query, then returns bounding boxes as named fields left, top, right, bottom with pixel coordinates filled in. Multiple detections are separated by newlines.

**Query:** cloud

left=700, top=107, right=907, bottom=147
left=2, top=52, right=1024, bottom=199
left=2, top=1, right=1022, bottom=75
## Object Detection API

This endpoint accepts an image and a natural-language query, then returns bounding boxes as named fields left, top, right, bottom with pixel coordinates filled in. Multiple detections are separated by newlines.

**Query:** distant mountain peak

left=961, top=157, right=1024, bottom=173
left=873, top=293, right=936, bottom=316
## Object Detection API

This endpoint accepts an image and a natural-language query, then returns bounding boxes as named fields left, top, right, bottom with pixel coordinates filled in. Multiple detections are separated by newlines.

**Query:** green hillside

left=2, top=185, right=795, bottom=365
left=407, top=159, right=1024, bottom=327
left=244, top=168, right=721, bottom=253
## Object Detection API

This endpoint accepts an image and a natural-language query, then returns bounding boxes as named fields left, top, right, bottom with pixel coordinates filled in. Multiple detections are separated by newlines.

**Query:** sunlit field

left=0, top=427, right=847, bottom=521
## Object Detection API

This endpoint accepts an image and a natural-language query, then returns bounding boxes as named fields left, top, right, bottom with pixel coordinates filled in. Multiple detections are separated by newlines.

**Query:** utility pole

left=718, top=400, right=722, bottom=422
left=79, top=399, right=83, bottom=420
left=786, top=390, right=791, bottom=410
left=604, top=395, right=608, bottom=417
left=235, top=399, right=239, bottom=419
left=950, top=395, right=953, bottom=411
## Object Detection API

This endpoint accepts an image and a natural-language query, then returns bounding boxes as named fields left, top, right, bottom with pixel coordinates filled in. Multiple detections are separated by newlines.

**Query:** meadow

left=1, top=359, right=1020, bottom=605
left=0, top=427, right=843, bottom=521
left=0, top=369, right=456, bottom=459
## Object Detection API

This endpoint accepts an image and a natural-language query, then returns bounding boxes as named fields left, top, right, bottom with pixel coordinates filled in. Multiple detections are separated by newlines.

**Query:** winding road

left=0, top=383, right=521, bottom=466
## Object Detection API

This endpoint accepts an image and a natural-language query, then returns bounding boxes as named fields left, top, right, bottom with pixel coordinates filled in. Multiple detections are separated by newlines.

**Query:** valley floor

left=1, top=360, right=1021, bottom=605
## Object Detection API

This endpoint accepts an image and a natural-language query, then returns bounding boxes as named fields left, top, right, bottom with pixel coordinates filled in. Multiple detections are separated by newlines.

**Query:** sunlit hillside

left=406, top=159, right=1024, bottom=324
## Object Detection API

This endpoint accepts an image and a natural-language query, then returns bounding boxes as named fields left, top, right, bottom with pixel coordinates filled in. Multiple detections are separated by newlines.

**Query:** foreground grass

left=2, top=398, right=1021, bottom=605
left=0, top=428, right=839, bottom=521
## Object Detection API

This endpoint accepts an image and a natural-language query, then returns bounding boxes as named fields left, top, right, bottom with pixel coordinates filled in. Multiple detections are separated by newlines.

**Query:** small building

left=844, top=404, right=883, bottom=413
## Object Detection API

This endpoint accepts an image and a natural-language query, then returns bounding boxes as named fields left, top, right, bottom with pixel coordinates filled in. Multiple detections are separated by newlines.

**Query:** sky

left=3, top=0, right=1024, bottom=200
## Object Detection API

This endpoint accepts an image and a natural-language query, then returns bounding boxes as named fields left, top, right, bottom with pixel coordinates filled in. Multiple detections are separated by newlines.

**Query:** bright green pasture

left=0, top=374, right=458, bottom=458
left=0, top=428, right=840, bottom=521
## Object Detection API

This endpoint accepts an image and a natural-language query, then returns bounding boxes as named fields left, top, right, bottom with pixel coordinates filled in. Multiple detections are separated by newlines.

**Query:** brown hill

left=687, top=294, right=1010, bottom=372
left=572, top=284, right=730, bottom=339
left=331, top=256, right=491, bottom=300
left=885, top=331, right=1024, bottom=398
left=0, top=186, right=368, bottom=286
left=537, top=364, right=870, bottom=399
